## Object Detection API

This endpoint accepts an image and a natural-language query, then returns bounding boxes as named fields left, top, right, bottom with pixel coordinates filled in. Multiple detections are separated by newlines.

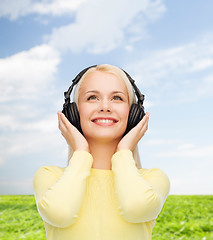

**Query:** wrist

left=116, top=145, right=131, bottom=152
left=74, top=145, right=90, bottom=152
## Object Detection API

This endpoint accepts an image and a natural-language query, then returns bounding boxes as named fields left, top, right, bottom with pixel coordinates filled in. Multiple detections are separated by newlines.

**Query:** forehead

left=79, top=71, right=128, bottom=93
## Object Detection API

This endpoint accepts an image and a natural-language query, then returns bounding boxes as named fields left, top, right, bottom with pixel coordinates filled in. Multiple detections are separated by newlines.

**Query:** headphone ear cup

left=62, top=102, right=83, bottom=135
left=124, top=104, right=145, bottom=135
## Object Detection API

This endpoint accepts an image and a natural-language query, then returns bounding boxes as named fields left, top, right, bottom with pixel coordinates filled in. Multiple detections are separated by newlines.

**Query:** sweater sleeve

left=111, top=150, right=170, bottom=223
left=33, top=151, right=93, bottom=228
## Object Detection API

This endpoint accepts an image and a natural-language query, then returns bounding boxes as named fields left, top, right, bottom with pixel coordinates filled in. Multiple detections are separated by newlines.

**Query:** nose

left=98, top=100, right=111, bottom=113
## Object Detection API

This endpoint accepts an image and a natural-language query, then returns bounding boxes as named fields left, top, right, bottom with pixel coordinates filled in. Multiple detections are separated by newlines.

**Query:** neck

left=88, top=139, right=119, bottom=170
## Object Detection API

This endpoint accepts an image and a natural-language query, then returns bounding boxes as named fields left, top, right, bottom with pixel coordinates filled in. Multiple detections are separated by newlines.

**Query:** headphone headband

left=63, top=65, right=144, bottom=107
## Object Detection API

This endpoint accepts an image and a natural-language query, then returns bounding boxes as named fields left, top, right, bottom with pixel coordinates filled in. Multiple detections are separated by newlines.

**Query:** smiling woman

left=33, top=64, right=170, bottom=240
left=76, top=70, right=130, bottom=169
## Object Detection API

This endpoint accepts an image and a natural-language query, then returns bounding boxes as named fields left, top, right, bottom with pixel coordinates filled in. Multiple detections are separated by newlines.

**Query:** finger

left=58, top=112, right=65, bottom=129
left=133, top=113, right=149, bottom=136
left=58, top=112, right=69, bottom=134
left=143, top=113, right=149, bottom=128
left=58, top=112, right=63, bottom=129
left=58, top=111, right=71, bottom=129
left=141, top=112, right=149, bottom=124
left=58, top=120, right=67, bottom=135
left=139, top=118, right=149, bottom=136
left=131, top=112, right=149, bottom=133
left=58, top=111, right=82, bottom=140
left=59, top=111, right=75, bottom=129
left=137, top=112, right=149, bottom=127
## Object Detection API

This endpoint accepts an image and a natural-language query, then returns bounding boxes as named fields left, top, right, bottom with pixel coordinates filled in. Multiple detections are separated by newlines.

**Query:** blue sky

left=0, top=0, right=212, bottom=195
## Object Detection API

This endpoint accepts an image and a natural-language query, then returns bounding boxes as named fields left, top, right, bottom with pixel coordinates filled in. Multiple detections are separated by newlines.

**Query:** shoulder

left=33, top=165, right=65, bottom=182
left=137, top=168, right=170, bottom=198
left=138, top=167, right=166, bottom=175
left=138, top=167, right=170, bottom=188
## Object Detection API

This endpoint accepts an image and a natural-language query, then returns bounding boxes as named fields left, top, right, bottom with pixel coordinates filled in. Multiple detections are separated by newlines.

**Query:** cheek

left=78, top=104, right=86, bottom=116
left=78, top=107, right=90, bottom=132
left=119, top=105, right=130, bottom=122
left=78, top=105, right=89, bottom=121
left=78, top=103, right=95, bottom=122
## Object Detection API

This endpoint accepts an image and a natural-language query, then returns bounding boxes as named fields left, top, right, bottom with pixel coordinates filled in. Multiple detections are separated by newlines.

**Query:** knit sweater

left=33, top=150, right=170, bottom=240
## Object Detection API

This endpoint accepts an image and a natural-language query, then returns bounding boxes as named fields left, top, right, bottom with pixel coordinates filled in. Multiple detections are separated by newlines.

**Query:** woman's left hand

left=116, top=112, right=149, bottom=152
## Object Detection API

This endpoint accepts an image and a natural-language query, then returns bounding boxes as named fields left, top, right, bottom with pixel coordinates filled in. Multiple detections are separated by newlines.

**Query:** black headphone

left=62, top=65, right=145, bottom=136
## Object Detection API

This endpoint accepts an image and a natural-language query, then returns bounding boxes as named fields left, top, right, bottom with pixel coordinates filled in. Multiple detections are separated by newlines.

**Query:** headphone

left=62, top=65, right=145, bottom=136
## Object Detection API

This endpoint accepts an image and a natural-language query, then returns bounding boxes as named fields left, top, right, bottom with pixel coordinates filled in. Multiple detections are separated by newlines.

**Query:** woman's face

left=78, top=70, right=130, bottom=143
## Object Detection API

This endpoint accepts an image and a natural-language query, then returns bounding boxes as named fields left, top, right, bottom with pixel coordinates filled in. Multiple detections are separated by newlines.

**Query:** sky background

left=0, top=0, right=212, bottom=195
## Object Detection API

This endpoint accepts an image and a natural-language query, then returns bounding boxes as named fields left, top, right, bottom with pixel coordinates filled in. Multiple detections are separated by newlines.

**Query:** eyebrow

left=85, top=90, right=126, bottom=95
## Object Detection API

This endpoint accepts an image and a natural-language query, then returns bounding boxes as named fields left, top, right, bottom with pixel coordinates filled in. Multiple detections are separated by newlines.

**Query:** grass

left=153, top=195, right=213, bottom=240
left=0, top=195, right=212, bottom=239
left=0, top=195, right=45, bottom=240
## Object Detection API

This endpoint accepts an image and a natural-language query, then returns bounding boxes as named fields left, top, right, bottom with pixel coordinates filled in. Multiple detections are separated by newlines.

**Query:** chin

left=83, top=130, right=124, bottom=143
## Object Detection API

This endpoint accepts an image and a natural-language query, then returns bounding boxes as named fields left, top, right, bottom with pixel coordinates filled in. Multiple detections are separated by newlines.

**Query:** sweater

left=33, top=150, right=170, bottom=240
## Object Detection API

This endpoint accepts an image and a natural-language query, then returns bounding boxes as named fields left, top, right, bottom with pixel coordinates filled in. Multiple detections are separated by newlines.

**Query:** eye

left=113, top=95, right=123, bottom=101
left=87, top=95, right=98, bottom=101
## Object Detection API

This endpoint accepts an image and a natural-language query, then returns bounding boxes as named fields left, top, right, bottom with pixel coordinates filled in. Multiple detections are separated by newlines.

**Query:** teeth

left=96, top=119, right=114, bottom=123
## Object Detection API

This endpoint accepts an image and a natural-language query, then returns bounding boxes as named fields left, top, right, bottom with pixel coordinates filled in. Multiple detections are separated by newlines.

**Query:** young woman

left=33, top=64, right=170, bottom=240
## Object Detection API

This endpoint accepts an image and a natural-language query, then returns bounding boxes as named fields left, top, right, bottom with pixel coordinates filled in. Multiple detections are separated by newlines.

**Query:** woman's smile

left=91, top=117, right=118, bottom=126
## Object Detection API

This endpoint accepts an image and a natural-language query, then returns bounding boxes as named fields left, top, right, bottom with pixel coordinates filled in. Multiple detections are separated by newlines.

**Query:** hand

left=116, top=112, right=149, bottom=152
left=57, top=111, right=89, bottom=152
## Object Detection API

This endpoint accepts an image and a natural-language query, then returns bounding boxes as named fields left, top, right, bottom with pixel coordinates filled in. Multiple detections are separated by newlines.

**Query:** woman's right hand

left=57, top=111, right=89, bottom=152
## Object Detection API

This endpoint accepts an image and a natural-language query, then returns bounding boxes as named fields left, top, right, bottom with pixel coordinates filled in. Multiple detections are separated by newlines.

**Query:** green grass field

left=0, top=195, right=212, bottom=239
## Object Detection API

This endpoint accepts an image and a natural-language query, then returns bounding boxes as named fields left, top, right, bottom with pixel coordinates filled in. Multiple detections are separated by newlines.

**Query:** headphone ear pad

left=124, top=103, right=145, bottom=135
left=62, top=102, right=83, bottom=134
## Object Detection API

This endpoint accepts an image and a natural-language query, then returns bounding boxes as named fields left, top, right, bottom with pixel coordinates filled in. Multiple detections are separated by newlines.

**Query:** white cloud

left=0, top=44, right=60, bottom=102
left=31, top=0, right=87, bottom=16
left=0, top=117, right=66, bottom=162
left=0, top=178, right=32, bottom=188
left=144, top=138, right=179, bottom=146
left=0, top=0, right=86, bottom=20
left=154, top=144, right=213, bottom=159
left=125, top=34, right=213, bottom=103
left=0, top=156, right=4, bottom=166
left=170, top=176, right=213, bottom=195
left=140, top=138, right=213, bottom=194
left=0, top=110, right=57, bottom=132
left=127, top=34, right=213, bottom=85
left=168, top=152, right=213, bottom=195
left=0, top=178, right=33, bottom=194
left=196, top=74, right=213, bottom=97
left=0, top=44, right=62, bottom=165
left=142, top=139, right=213, bottom=194
left=0, top=0, right=31, bottom=20
left=0, top=0, right=166, bottom=54
left=48, top=0, right=166, bottom=53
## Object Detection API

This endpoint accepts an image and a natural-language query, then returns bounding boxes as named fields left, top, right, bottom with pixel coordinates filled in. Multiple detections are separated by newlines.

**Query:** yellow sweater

left=33, top=150, right=170, bottom=240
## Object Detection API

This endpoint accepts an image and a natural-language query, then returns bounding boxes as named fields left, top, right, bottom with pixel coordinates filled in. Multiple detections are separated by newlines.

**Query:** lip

left=91, top=117, right=118, bottom=127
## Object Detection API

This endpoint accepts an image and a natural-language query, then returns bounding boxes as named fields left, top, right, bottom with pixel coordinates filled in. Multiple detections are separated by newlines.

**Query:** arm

left=33, top=151, right=93, bottom=228
left=112, top=150, right=170, bottom=223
